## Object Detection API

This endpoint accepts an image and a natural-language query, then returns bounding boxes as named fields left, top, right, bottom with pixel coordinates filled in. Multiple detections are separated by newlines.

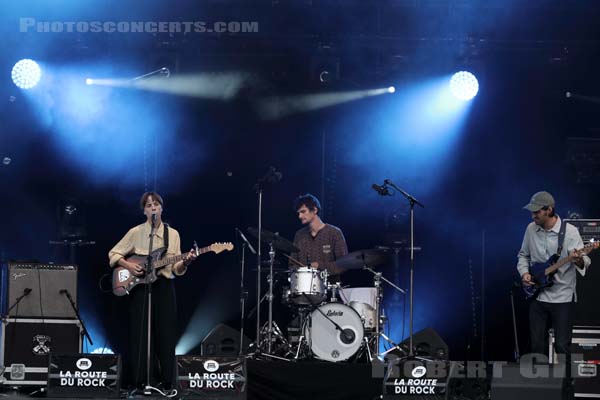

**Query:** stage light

left=388, top=86, right=396, bottom=94
left=449, top=71, right=478, bottom=101
left=91, top=347, right=114, bottom=354
left=85, top=78, right=93, bottom=85
left=11, top=59, right=41, bottom=89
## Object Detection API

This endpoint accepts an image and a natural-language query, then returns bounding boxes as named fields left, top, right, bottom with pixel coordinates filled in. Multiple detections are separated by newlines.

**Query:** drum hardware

left=362, top=265, right=407, bottom=359
left=247, top=227, right=299, bottom=356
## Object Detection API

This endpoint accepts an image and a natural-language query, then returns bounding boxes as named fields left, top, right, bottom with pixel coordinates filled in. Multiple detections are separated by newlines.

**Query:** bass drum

left=305, top=303, right=364, bottom=362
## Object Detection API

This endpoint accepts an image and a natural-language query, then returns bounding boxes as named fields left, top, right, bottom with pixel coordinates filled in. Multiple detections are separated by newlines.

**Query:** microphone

left=151, top=213, right=158, bottom=225
left=24, top=288, right=32, bottom=295
left=59, top=289, right=68, bottom=294
left=236, top=228, right=257, bottom=255
left=265, top=166, right=282, bottom=183
left=372, top=183, right=390, bottom=196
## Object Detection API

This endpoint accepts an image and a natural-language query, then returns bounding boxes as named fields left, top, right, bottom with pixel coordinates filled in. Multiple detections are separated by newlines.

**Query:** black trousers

left=529, top=299, right=574, bottom=364
left=127, top=277, right=178, bottom=388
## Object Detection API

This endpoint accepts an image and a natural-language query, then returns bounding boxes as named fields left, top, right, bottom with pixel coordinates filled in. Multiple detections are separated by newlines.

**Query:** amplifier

left=47, top=354, right=121, bottom=398
left=0, top=318, right=82, bottom=386
left=550, top=327, right=600, bottom=397
left=177, top=356, right=246, bottom=399
left=6, top=263, right=77, bottom=318
left=564, top=219, right=600, bottom=245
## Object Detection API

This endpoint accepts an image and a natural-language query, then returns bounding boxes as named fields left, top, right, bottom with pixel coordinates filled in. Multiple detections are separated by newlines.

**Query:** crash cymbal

left=336, top=248, right=393, bottom=270
left=247, top=227, right=299, bottom=253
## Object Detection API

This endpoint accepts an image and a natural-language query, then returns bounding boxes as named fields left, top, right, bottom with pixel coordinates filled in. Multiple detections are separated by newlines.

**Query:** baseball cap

left=523, top=191, right=555, bottom=212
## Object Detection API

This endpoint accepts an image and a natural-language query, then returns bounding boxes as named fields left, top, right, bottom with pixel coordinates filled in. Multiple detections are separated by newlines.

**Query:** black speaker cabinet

left=575, top=252, right=600, bottom=326
left=0, top=318, right=82, bottom=386
left=491, top=363, right=565, bottom=400
left=395, top=328, right=449, bottom=360
left=6, top=263, right=78, bottom=318
left=201, top=324, right=250, bottom=357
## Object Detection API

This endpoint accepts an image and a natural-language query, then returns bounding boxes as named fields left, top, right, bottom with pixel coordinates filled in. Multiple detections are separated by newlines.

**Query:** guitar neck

left=543, top=245, right=595, bottom=276
left=155, top=246, right=212, bottom=268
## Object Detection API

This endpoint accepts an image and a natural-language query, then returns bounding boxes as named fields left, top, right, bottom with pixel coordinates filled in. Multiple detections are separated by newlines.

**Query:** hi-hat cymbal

left=247, top=227, right=299, bottom=254
left=336, top=248, right=393, bottom=270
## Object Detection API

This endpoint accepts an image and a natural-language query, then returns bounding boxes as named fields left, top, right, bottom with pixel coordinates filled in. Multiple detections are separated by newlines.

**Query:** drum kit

left=243, top=228, right=408, bottom=363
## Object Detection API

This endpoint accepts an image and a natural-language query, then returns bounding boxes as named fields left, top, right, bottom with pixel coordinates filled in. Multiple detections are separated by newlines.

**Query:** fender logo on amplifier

left=11, top=272, right=27, bottom=280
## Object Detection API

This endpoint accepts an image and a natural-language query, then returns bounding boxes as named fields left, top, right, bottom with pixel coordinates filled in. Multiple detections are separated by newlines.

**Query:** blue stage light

left=449, top=71, right=478, bottom=101
left=11, top=59, right=42, bottom=89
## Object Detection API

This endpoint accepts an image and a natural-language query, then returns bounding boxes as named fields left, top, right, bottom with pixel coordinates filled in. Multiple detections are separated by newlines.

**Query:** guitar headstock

left=193, top=241, right=199, bottom=256
left=571, top=240, right=600, bottom=258
left=209, top=242, right=234, bottom=254
left=585, top=239, right=600, bottom=252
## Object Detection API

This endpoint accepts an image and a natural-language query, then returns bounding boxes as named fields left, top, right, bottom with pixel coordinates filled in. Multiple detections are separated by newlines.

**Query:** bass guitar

left=523, top=241, right=598, bottom=299
left=112, top=241, right=234, bottom=296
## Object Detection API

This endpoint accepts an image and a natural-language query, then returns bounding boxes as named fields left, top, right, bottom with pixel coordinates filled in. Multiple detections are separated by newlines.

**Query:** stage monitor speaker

left=200, top=324, right=250, bottom=357
left=394, top=328, right=449, bottom=360
left=491, top=363, right=565, bottom=400
left=6, top=262, right=77, bottom=318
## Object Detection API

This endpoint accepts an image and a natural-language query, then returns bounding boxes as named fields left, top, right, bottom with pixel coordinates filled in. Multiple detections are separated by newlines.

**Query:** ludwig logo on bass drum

left=326, top=310, right=343, bottom=317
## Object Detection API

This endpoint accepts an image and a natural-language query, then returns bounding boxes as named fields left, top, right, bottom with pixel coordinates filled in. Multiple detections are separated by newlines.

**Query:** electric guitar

left=111, top=242, right=234, bottom=296
left=523, top=241, right=598, bottom=299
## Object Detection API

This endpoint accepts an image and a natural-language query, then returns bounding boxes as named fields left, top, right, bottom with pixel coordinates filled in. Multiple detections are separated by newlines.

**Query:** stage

left=0, top=360, right=384, bottom=400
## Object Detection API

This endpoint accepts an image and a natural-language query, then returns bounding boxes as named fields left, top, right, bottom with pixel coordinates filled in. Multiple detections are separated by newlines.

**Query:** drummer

left=290, top=194, right=348, bottom=283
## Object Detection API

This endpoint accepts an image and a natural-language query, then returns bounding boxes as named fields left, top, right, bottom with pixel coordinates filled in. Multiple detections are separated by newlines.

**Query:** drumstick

left=283, top=254, right=307, bottom=268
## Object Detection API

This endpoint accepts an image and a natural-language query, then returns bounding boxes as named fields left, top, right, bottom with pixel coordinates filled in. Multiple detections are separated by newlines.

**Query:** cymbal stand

left=362, top=265, right=406, bottom=359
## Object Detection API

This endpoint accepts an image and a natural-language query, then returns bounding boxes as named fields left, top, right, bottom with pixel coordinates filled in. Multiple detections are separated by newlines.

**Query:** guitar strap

left=164, top=223, right=169, bottom=249
left=555, top=217, right=567, bottom=257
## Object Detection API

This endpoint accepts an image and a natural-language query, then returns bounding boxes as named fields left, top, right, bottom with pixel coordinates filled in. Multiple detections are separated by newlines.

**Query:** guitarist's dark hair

left=542, top=205, right=556, bottom=217
left=139, top=191, right=164, bottom=211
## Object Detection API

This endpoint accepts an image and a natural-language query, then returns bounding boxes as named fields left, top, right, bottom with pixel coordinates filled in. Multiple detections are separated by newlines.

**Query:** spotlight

left=91, top=347, right=114, bottom=354
left=388, top=86, right=396, bottom=94
left=449, top=71, right=478, bottom=101
left=85, top=78, right=93, bottom=85
left=11, top=59, right=41, bottom=89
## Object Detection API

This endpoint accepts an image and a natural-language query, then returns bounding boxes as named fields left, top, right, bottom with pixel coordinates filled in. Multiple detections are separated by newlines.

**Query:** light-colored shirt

left=517, top=216, right=590, bottom=303
left=108, top=221, right=186, bottom=279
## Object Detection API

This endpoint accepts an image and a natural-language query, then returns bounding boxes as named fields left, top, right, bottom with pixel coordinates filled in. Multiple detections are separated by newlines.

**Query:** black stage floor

left=1, top=360, right=383, bottom=400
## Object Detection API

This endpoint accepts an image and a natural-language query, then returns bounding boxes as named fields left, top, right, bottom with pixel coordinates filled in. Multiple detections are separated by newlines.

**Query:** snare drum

left=289, top=267, right=328, bottom=305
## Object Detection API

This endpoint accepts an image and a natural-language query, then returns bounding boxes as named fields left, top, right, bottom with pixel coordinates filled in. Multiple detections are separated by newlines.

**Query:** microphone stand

left=60, top=290, right=93, bottom=346
left=4, top=290, right=32, bottom=319
left=236, top=228, right=256, bottom=356
left=255, top=188, right=263, bottom=352
left=143, top=215, right=157, bottom=395
left=510, top=284, right=521, bottom=361
left=383, top=179, right=424, bottom=358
